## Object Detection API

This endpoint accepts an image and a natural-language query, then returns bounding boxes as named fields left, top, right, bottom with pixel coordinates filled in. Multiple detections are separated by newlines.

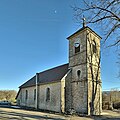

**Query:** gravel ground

left=0, top=106, right=120, bottom=120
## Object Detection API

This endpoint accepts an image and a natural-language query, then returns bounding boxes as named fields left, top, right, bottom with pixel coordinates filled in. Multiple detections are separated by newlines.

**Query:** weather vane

left=82, top=15, right=86, bottom=27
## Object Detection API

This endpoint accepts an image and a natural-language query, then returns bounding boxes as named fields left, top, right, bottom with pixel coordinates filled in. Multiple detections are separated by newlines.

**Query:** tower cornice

left=67, top=26, right=102, bottom=40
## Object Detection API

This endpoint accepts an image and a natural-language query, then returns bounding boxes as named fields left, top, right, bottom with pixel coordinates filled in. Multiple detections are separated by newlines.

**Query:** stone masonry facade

left=17, top=26, right=102, bottom=115
left=65, top=27, right=102, bottom=115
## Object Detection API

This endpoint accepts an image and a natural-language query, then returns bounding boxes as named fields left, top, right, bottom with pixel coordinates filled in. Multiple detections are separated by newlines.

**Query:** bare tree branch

left=107, top=40, right=120, bottom=47
left=73, top=0, right=120, bottom=47
left=88, top=15, right=115, bottom=23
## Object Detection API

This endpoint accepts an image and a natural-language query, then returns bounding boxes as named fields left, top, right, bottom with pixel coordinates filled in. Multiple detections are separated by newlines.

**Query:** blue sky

left=0, top=0, right=119, bottom=91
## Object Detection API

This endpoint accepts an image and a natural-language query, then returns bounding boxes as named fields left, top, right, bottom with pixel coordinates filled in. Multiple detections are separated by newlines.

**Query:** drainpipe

left=36, top=73, right=39, bottom=109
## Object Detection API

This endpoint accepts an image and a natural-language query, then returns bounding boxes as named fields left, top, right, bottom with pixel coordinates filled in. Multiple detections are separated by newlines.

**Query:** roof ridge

left=19, top=63, right=69, bottom=88
left=38, top=63, right=68, bottom=74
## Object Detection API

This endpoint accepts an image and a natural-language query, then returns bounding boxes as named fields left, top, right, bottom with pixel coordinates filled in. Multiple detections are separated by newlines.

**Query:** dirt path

left=0, top=106, right=119, bottom=120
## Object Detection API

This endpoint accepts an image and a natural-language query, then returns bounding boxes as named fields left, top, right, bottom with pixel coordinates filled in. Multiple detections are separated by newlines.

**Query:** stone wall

left=67, top=29, right=88, bottom=114
left=17, top=86, right=36, bottom=108
left=71, top=65, right=88, bottom=113
left=17, top=81, right=63, bottom=113
left=61, top=75, right=66, bottom=113
left=86, top=29, right=102, bottom=115
left=65, top=70, right=72, bottom=112
left=38, top=82, right=61, bottom=112
left=67, top=27, right=102, bottom=115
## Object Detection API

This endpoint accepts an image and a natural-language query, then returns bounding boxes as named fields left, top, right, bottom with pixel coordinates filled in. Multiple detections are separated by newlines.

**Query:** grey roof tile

left=20, top=63, right=69, bottom=88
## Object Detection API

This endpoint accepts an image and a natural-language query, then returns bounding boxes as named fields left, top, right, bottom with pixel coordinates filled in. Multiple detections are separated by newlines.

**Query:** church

left=16, top=22, right=102, bottom=115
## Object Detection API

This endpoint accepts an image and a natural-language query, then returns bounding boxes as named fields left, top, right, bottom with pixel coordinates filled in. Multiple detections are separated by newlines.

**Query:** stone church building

left=16, top=24, right=102, bottom=115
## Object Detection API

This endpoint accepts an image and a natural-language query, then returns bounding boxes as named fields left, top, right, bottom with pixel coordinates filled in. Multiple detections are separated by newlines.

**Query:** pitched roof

left=19, top=63, right=69, bottom=88
left=67, top=26, right=102, bottom=39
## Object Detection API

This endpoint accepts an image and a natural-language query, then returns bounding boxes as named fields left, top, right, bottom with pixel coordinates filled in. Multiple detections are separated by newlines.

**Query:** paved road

left=0, top=106, right=120, bottom=120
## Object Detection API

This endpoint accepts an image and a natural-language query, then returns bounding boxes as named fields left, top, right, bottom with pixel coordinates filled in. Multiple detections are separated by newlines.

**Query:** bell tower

left=65, top=21, right=102, bottom=115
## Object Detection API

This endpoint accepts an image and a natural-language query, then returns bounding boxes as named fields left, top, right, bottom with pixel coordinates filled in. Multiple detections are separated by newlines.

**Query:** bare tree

left=0, top=90, right=17, bottom=102
left=117, top=53, right=120, bottom=77
left=110, top=88, right=120, bottom=103
left=102, top=92, right=109, bottom=110
left=73, top=0, right=120, bottom=47
left=72, top=0, right=120, bottom=79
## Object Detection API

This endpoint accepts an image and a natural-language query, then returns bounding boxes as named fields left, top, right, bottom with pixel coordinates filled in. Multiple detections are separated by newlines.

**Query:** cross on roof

left=82, top=15, right=86, bottom=27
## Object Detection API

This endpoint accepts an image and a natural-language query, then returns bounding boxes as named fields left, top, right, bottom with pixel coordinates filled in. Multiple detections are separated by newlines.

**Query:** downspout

left=36, top=73, right=39, bottom=109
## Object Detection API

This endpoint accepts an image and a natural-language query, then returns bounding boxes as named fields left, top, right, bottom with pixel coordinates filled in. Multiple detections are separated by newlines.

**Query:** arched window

left=34, top=89, right=36, bottom=100
left=25, top=90, right=28, bottom=100
left=93, top=40, right=97, bottom=53
left=46, top=88, right=50, bottom=101
left=77, top=70, right=81, bottom=78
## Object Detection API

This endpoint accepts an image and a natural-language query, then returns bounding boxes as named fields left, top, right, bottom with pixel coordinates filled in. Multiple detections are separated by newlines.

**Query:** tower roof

left=67, top=26, right=102, bottom=40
